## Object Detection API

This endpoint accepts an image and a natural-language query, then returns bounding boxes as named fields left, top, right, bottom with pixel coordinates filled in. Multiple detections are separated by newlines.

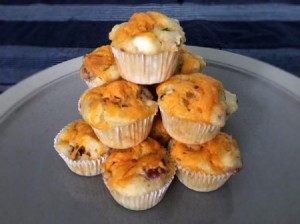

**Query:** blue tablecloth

left=0, top=0, right=300, bottom=93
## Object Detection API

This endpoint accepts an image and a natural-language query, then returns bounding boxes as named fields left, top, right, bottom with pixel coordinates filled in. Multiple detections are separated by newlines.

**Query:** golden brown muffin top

left=175, top=47, right=206, bottom=74
left=55, top=120, right=109, bottom=160
left=149, top=115, right=170, bottom=146
left=79, top=80, right=158, bottom=130
left=102, top=138, right=175, bottom=195
left=80, top=45, right=120, bottom=82
left=157, top=73, right=228, bottom=126
left=169, top=132, right=242, bottom=175
left=109, top=11, right=185, bottom=54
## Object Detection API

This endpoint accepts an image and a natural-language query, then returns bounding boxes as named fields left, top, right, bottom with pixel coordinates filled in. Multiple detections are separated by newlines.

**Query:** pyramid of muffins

left=54, top=12, right=242, bottom=211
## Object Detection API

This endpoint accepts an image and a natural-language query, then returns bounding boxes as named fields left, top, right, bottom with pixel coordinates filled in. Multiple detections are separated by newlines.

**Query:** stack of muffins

left=54, top=12, right=242, bottom=211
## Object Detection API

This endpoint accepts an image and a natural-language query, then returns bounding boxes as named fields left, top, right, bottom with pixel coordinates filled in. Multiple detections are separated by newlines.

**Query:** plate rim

left=1, top=46, right=300, bottom=120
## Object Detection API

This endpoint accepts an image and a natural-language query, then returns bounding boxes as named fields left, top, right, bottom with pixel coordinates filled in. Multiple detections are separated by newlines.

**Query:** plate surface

left=1, top=46, right=300, bottom=223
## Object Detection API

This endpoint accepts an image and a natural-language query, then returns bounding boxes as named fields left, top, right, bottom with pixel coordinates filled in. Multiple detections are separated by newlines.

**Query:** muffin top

left=175, top=47, right=206, bottom=74
left=149, top=115, right=170, bottom=146
left=156, top=73, right=238, bottom=127
left=79, top=80, right=158, bottom=130
left=102, top=137, right=175, bottom=196
left=80, top=45, right=120, bottom=85
left=55, top=120, right=109, bottom=160
left=109, top=11, right=186, bottom=54
left=169, top=132, right=242, bottom=175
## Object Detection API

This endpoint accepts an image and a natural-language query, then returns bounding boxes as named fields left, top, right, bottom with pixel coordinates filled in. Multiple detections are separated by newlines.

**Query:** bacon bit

left=81, top=66, right=91, bottom=80
left=145, top=167, right=166, bottom=179
left=70, top=146, right=86, bottom=160
left=233, top=167, right=242, bottom=174
left=182, top=98, right=189, bottom=107
left=113, top=96, right=122, bottom=102
left=78, top=146, right=85, bottom=156
left=186, top=91, right=195, bottom=99
left=103, top=97, right=110, bottom=103
left=70, top=146, right=79, bottom=160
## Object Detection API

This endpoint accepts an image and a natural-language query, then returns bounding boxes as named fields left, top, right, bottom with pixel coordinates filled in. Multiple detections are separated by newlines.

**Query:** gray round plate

left=1, top=46, right=300, bottom=224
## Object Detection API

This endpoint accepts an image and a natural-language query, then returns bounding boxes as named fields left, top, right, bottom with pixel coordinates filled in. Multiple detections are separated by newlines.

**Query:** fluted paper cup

left=92, top=115, right=155, bottom=149
left=160, top=107, right=220, bottom=144
left=176, top=164, right=232, bottom=192
left=112, top=48, right=179, bottom=84
left=103, top=174, right=175, bottom=211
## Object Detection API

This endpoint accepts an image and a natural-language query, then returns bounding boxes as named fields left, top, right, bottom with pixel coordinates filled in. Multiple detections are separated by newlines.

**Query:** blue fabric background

left=0, top=0, right=299, bottom=92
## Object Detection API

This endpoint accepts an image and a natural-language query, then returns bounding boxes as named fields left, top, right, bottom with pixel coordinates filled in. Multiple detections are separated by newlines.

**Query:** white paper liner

left=92, top=115, right=155, bottom=149
left=112, top=48, right=179, bottom=84
left=84, top=78, right=106, bottom=89
left=160, top=107, right=221, bottom=144
left=176, top=164, right=232, bottom=192
left=54, top=127, right=106, bottom=176
left=103, top=174, right=175, bottom=211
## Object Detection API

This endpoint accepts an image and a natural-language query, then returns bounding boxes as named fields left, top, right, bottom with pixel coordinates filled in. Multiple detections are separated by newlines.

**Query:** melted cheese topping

left=80, top=45, right=120, bottom=83
left=175, top=47, right=206, bottom=74
left=102, top=138, right=175, bottom=196
left=109, top=11, right=186, bottom=54
left=55, top=120, right=109, bottom=160
left=157, top=73, right=227, bottom=126
left=149, top=116, right=170, bottom=146
left=170, top=132, right=242, bottom=175
left=79, top=80, right=158, bottom=130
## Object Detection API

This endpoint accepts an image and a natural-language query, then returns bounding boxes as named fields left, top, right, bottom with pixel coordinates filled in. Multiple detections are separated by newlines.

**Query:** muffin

left=169, top=132, right=242, bottom=192
left=54, top=120, right=109, bottom=176
left=102, top=137, right=175, bottom=210
left=156, top=73, right=238, bottom=144
left=79, top=80, right=158, bottom=149
left=80, top=45, right=120, bottom=88
left=109, top=11, right=186, bottom=84
left=149, top=115, right=171, bottom=146
left=175, top=47, right=206, bottom=74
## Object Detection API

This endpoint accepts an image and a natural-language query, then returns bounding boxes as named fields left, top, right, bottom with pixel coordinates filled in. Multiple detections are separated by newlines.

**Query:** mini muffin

left=79, top=80, right=158, bottom=149
left=54, top=120, right=109, bottom=176
left=109, top=11, right=186, bottom=84
left=149, top=115, right=171, bottom=146
left=80, top=45, right=120, bottom=88
left=175, top=47, right=206, bottom=74
left=169, top=132, right=242, bottom=192
left=102, top=137, right=175, bottom=210
left=156, top=73, right=238, bottom=144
